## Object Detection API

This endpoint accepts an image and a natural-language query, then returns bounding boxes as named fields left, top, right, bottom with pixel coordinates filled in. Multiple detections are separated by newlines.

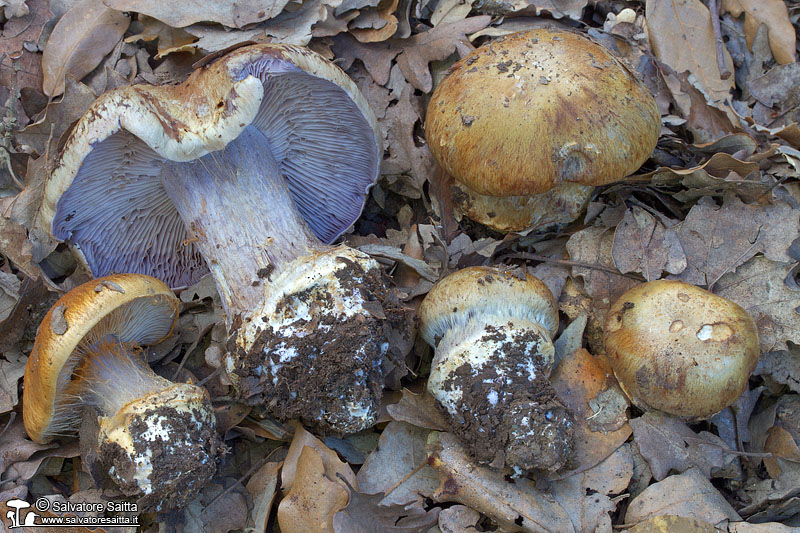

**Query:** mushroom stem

left=160, top=126, right=329, bottom=322
left=70, top=336, right=172, bottom=416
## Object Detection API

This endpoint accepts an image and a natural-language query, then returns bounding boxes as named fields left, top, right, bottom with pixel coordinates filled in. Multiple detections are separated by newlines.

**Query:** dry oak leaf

left=350, top=0, right=399, bottom=43
left=125, top=14, right=197, bottom=58
left=625, top=467, right=741, bottom=525
left=472, top=0, right=587, bottom=20
left=278, top=446, right=350, bottom=533
left=356, top=421, right=439, bottom=507
left=612, top=206, right=686, bottom=281
left=675, top=194, right=799, bottom=288
left=332, top=485, right=440, bottom=533
left=42, top=0, right=129, bottom=97
left=103, top=0, right=291, bottom=28
left=565, top=226, right=640, bottom=328
left=282, top=421, right=357, bottom=491
left=630, top=411, right=733, bottom=481
left=426, top=432, right=574, bottom=532
left=551, top=444, right=634, bottom=533
left=721, top=0, right=796, bottom=65
left=645, top=0, right=734, bottom=107
left=246, top=460, right=282, bottom=532
left=715, top=255, right=800, bottom=352
left=385, top=388, right=449, bottom=430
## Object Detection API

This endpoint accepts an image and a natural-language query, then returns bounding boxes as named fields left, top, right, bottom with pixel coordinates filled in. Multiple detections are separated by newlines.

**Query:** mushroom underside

left=53, top=62, right=379, bottom=288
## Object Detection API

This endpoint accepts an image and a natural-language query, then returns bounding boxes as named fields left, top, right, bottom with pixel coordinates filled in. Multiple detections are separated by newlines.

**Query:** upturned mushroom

left=23, top=274, right=221, bottom=511
left=418, top=266, right=574, bottom=473
left=604, top=280, right=760, bottom=420
left=39, top=44, right=401, bottom=434
left=425, top=28, right=660, bottom=233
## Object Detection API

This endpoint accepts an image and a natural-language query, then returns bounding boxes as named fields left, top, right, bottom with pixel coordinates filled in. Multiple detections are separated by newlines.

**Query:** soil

left=228, top=258, right=411, bottom=434
left=438, top=324, right=574, bottom=473
left=98, top=403, right=222, bottom=512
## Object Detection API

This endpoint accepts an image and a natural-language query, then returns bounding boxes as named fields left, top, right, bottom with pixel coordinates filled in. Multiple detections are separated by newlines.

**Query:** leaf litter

left=0, top=0, right=800, bottom=531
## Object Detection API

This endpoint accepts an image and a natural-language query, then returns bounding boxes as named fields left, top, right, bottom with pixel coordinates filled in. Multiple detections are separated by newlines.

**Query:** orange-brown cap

left=23, top=274, right=178, bottom=443
left=426, top=28, right=660, bottom=197
left=418, top=266, right=558, bottom=345
left=604, top=280, right=759, bottom=419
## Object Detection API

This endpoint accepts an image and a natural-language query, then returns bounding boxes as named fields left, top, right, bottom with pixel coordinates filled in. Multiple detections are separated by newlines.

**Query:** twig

left=708, top=0, right=731, bottom=80
left=502, top=252, right=642, bottom=280
left=682, top=436, right=772, bottom=458
left=384, top=461, right=428, bottom=498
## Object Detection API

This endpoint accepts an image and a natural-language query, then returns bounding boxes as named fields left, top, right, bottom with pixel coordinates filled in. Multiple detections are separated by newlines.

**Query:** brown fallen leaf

left=0, top=271, right=21, bottom=325
left=278, top=446, right=350, bottom=533
left=385, top=387, right=448, bottom=431
left=625, top=467, right=741, bottom=525
left=715, top=255, right=800, bottom=352
left=565, top=226, right=640, bottom=334
left=763, top=426, right=800, bottom=479
left=551, top=348, right=632, bottom=479
left=628, top=515, right=717, bottom=532
left=125, top=14, right=198, bottom=59
left=0, top=349, right=26, bottom=414
left=437, top=505, right=480, bottom=532
left=282, top=421, right=357, bottom=491
left=0, top=0, right=52, bottom=92
left=356, top=421, right=439, bottom=506
left=612, top=206, right=686, bottom=281
left=426, top=432, right=574, bottom=532
left=646, top=0, right=734, bottom=107
left=630, top=411, right=733, bottom=481
left=246, top=460, right=283, bottom=531
left=105, top=0, right=289, bottom=28
left=41, top=0, right=130, bottom=97
left=753, top=349, right=800, bottom=394
left=551, top=444, right=634, bottom=532
left=721, top=0, right=796, bottom=65
left=350, top=0, right=399, bottom=43
left=675, top=194, right=799, bottom=289
left=332, top=483, right=440, bottom=532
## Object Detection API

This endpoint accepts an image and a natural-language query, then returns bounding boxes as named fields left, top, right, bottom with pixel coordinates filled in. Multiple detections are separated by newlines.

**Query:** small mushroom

left=604, top=280, right=760, bottom=420
left=23, top=274, right=221, bottom=511
left=40, top=44, right=397, bottom=434
left=417, top=266, right=574, bottom=473
left=425, top=28, right=660, bottom=233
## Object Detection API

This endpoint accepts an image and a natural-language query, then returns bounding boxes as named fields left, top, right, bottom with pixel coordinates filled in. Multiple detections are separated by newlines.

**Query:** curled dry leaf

left=356, top=421, right=439, bottom=506
left=41, top=0, right=130, bottom=97
left=550, top=348, right=632, bottom=479
left=0, top=271, right=21, bottom=324
left=426, top=432, right=574, bottom=532
left=277, top=446, right=350, bottom=533
left=715, top=256, right=800, bottom=352
left=626, top=467, right=741, bottom=525
left=0, top=350, right=26, bottom=414
left=763, top=426, right=800, bottom=479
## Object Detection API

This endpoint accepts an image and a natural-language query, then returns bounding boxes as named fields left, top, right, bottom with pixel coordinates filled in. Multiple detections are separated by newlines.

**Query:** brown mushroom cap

left=418, top=266, right=558, bottom=345
left=425, top=28, right=660, bottom=197
left=23, top=274, right=178, bottom=443
left=604, top=280, right=760, bottom=419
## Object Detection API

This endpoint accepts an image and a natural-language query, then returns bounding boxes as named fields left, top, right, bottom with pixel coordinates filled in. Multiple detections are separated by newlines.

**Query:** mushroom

left=23, top=274, right=221, bottom=511
left=604, top=280, right=760, bottom=420
left=39, top=44, right=399, bottom=434
left=417, top=266, right=574, bottom=473
left=425, top=28, right=660, bottom=233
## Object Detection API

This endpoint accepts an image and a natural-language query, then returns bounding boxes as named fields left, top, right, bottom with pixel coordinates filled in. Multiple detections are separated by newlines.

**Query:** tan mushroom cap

left=23, top=274, right=178, bottom=443
left=604, top=280, right=759, bottom=420
left=40, top=43, right=382, bottom=235
left=418, top=266, right=558, bottom=345
left=425, top=28, right=660, bottom=197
